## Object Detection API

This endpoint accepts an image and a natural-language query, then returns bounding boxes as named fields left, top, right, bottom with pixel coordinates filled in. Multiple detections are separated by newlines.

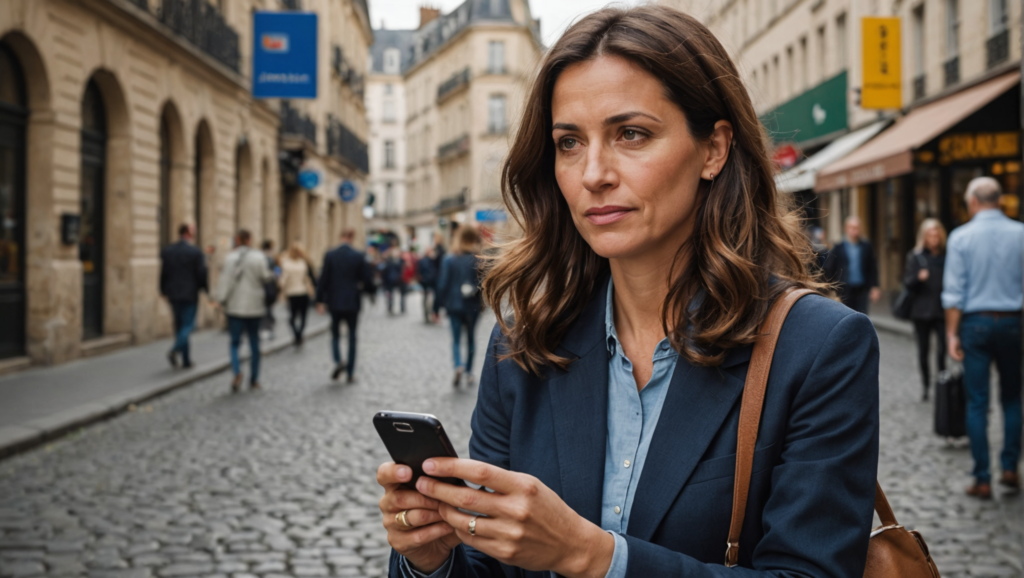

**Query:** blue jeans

left=960, top=314, right=1023, bottom=483
left=169, top=300, right=197, bottom=365
left=228, top=316, right=262, bottom=385
left=330, top=310, right=359, bottom=378
left=449, top=311, right=479, bottom=371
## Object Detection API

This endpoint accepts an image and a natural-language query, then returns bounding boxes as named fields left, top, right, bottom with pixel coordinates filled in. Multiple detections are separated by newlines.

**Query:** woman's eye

left=623, top=130, right=638, bottom=140
left=560, top=138, right=578, bottom=150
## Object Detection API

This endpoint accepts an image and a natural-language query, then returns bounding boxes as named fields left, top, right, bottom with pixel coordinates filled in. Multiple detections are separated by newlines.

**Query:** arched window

left=159, top=114, right=172, bottom=248
left=0, top=42, right=28, bottom=358
left=80, top=79, right=107, bottom=339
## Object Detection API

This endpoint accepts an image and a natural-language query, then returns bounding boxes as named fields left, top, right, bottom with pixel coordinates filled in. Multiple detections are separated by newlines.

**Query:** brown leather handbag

left=726, top=289, right=941, bottom=577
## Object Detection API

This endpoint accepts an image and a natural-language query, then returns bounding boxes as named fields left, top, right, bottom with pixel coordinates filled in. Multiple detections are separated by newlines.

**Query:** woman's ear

left=702, top=120, right=734, bottom=180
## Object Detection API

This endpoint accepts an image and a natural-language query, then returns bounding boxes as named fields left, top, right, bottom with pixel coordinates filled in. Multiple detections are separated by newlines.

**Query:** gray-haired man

left=942, top=177, right=1023, bottom=499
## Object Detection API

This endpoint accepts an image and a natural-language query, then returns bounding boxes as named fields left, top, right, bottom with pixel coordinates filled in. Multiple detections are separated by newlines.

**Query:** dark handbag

left=934, top=368, right=966, bottom=438
left=893, top=253, right=928, bottom=320
left=727, top=289, right=940, bottom=577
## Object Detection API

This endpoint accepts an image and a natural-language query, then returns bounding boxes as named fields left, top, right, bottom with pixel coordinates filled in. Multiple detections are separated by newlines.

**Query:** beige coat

left=214, top=246, right=274, bottom=318
left=279, top=256, right=314, bottom=297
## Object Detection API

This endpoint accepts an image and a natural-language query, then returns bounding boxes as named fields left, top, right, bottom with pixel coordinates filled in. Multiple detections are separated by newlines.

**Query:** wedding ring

left=468, top=516, right=477, bottom=536
left=396, top=510, right=412, bottom=528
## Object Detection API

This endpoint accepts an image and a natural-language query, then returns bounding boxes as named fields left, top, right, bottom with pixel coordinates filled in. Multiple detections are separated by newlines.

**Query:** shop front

left=815, top=71, right=1022, bottom=294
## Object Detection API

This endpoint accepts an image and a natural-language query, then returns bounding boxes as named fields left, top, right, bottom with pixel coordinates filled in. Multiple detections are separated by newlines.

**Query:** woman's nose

left=581, top=143, right=618, bottom=193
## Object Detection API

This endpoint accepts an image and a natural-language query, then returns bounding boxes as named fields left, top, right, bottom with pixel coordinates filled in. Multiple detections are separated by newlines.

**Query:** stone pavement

left=0, top=293, right=1021, bottom=577
left=0, top=303, right=330, bottom=459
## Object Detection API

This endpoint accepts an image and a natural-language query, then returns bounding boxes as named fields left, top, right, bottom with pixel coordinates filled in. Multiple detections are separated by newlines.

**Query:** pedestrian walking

left=808, top=226, right=837, bottom=283
left=436, top=225, right=484, bottom=387
left=830, top=216, right=881, bottom=314
left=378, top=6, right=879, bottom=575
left=417, top=248, right=439, bottom=323
left=903, top=219, right=947, bottom=401
left=278, top=241, right=317, bottom=346
left=381, top=246, right=406, bottom=315
left=942, top=177, right=1023, bottom=499
left=316, top=230, right=372, bottom=383
left=214, top=229, right=274, bottom=392
left=260, top=239, right=279, bottom=340
left=159, top=223, right=207, bottom=369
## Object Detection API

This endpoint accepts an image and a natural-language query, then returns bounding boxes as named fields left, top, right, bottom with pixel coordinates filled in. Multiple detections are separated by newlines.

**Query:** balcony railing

left=280, top=101, right=317, bottom=145
left=332, top=45, right=365, bottom=99
left=437, top=68, right=470, bottom=102
left=986, top=29, right=1010, bottom=69
left=281, top=0, right=302, bottom=9
left=435, top=189, right=468, bottom=215
left=913, top=74, right=926, bottom=101
left=943, top=56, right=959, bottom=88
left=158, top=0, right=240, bottom=72
left=326, top=116, right=369, bottom=173
left=438, top=134, right=470, bottom=161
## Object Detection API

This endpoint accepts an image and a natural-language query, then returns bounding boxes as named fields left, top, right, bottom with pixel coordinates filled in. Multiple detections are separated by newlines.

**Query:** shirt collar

left=974, top=208, right=1006, bottom=221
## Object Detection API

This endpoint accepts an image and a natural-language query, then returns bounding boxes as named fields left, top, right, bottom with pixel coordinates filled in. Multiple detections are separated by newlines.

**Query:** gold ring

left=396, top=510, right=412, bottom=528
left=468, top=516, right=477, bottom=536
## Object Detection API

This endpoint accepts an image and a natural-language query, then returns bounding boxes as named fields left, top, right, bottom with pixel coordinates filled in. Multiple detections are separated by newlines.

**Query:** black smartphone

left=374, top=411, right=467, bottom=489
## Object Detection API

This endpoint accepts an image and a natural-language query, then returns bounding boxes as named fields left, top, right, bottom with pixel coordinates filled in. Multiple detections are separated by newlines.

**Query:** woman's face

left=551, top=55, right=730, bottom=262
left=924, top=227, right=941, bottom=251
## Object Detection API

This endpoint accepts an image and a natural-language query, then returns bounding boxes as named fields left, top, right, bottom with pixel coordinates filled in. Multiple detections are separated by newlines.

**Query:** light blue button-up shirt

left=399, top=280, right=676, bottom=578
left=941, top=209, right=1024, bottom=313
left=844, top=241, right=865, bottom=287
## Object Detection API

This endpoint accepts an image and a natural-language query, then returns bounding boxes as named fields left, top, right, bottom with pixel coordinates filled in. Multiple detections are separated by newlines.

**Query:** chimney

left=419, top=6, right=441, bottom=29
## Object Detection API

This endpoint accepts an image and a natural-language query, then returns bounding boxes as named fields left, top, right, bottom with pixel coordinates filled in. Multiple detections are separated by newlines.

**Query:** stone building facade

left=402, top=0, right=542, bottom=244
left=0, top=0, right=370, bottom=370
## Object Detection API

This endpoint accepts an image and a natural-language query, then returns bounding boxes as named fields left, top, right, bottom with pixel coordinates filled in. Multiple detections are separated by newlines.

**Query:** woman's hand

left=918, top=268, right=929, bottom=281
left=377, top=462, right=462, bottom=573
left=416, top=458, right=614, bottom=578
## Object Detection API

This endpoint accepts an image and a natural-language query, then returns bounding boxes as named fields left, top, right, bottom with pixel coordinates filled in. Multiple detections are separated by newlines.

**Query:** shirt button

left=614, top=506, right=621, bottom=514
left=623, top=460, right=631, bottom=468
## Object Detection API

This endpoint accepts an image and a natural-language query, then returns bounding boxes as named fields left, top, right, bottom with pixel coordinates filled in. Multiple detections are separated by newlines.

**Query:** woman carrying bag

left=903, top=219, right=948, bottom=401
left=435, top=225, right=483, bottom=388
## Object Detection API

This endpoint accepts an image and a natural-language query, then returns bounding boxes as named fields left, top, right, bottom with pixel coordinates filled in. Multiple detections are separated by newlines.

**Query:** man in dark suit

left=316, top=229, right=372, bottom=383
left=830, top=216, right=880, bottom=314
left=160, top=223, right=208, bottom=368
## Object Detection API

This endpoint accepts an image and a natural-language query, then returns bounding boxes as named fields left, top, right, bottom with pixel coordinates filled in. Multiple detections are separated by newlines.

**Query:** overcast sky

left=368, top=0, right=646, bottom=46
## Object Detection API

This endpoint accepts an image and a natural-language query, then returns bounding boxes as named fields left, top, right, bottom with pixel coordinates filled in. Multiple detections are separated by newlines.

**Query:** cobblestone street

left=0, top=295, right=1021, bottom=577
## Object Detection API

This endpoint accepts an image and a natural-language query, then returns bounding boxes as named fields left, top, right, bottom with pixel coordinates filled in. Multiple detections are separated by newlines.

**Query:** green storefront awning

left=761, top=71, right=848, bottom=145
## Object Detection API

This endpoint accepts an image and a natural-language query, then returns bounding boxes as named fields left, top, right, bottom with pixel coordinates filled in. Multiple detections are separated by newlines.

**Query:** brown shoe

left=231, top=374, right=242, bottom=393
left=965, top=482, right=992, bottom=499
left=250, top=382, right=260, bottom=390
left=999, top=471, right=1020, bottom=492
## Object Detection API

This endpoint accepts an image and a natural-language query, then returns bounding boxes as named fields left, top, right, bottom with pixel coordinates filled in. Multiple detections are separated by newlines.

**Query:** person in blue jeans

left=159, top=223, right=208, bottom=368
left=436, top=225, right=483, bottom=388
left=943, top=177, right=1023, bottom=499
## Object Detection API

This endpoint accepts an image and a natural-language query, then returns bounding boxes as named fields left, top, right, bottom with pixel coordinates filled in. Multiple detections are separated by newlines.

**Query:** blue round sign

left=338, top=180, right=358, bottom=203
left=298, top=170, right=320, bottom=190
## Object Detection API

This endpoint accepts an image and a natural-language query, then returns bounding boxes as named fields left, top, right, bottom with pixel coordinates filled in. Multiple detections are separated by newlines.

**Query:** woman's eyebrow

left=552, top=122, right=578, bottom=131
left=551, top=112, right=662, bottom=132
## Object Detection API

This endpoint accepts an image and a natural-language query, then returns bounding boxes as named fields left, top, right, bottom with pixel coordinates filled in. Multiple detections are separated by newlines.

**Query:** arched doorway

left=234, top=142, right=253, bottom=235
left=194, top=121, right=215, bottom=250
left=0, top=42, right=27, bottom=358
left=80, top=79, right=106, bottom=340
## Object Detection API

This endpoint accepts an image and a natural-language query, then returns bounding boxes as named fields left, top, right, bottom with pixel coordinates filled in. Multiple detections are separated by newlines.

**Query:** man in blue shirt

left=942, top=177, right=1024, bottom=499
left=830, top=216, right=880, bottom=314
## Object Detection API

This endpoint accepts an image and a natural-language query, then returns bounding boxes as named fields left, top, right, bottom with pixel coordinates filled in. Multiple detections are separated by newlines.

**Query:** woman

left=903, top=219, right=947, bottom=401
left=436, top=226, right=484, bottom=387
left=278, top=241, right=316, bottom=346
left=378, top=6, right=879, bottom=577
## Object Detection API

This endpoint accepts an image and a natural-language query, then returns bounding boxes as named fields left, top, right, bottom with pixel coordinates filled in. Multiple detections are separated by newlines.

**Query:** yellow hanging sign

left=862, top=17, right=902, bottom=109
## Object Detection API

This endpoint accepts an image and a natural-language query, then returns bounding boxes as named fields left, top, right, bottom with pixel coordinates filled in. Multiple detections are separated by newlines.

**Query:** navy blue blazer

left=831, top=240, right=879, bottom=290
left=316, top=244, right=371, bottom=313
left=159, top=240, right=207, bottom=302
left=390, top=279, right=879, bottom=577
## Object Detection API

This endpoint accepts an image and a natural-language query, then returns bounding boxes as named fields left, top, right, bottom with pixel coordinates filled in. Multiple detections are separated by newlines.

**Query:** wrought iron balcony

left=437, top=68, right=471, bottom=102
left=281, top=0, right=302, bottom=9
left=326, top=116, right=369, bottom=173
left=943, top=56, right=959, bottom=88
left=158, top=0, right=240, bottom=72
left=280, top=101, right=317, bottom=145
left=435, top=189, right=468, bottom=215
left=986, top=29, right=1009, bottom=69
left=913, top=74, right=926, bottom=101
left=438, top=134, right=470, bottom=161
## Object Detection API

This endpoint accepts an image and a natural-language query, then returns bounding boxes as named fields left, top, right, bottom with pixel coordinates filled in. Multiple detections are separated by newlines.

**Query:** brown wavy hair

left=482, top=5, right=826, bottom=374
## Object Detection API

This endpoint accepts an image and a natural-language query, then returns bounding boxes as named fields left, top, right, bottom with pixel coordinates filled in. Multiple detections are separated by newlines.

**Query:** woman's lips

left=584, top=206, right=633, bottom=225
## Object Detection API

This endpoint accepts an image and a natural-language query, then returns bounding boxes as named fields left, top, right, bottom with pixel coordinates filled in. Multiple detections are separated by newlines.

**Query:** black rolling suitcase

left=934, top=368, right=966, bottom=438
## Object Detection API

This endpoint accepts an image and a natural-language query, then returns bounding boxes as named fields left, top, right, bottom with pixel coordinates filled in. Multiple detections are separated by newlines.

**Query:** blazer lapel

left=626, top=354, right=748, bottom=541
left=546, top=276, right=610, bottom=526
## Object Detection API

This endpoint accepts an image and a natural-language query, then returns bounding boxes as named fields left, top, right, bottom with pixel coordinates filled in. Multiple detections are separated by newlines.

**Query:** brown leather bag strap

left=725, top=288, right=814, bottom=567
left=873, top=481, right=898, bottom=527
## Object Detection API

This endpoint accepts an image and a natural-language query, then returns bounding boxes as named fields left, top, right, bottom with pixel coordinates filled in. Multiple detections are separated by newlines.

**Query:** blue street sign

left=298, top=170, right=320, bottom=190
left=476, top=209, right=508, bottom=222
left=253, top=12, right=317, bottom=99
left=338, top=181, right=358, bottom=203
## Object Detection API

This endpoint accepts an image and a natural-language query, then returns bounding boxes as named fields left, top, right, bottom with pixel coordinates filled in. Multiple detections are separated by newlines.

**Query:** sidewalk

left=0, top=304, right=331, bottom=458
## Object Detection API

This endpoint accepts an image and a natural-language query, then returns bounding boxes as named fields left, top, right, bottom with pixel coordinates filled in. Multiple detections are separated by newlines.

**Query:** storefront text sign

left=760, top=71, right=847, bottom=144
left=938, top=132, right=1020, bottom=164
left=253, top=12, right=318, bottom=99
left=862, top=17, right=901, bottom=109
